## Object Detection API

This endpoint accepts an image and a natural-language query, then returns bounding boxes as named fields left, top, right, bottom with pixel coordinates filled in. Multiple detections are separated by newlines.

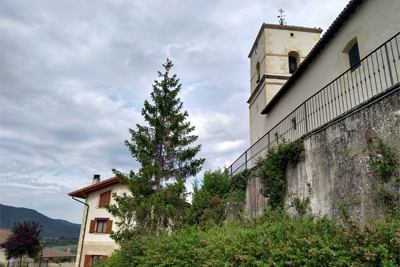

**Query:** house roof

left=42, top=247, right=76, bottom=258
left=0, top=229, right=13, bottom=243
left=261, top=0, right=363, bottom=115
left=68, top=176, right=122, bottom=199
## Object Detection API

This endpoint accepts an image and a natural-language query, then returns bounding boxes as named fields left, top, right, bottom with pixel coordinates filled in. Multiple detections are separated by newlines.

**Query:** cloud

left=1, top=0, right=351, bottom=223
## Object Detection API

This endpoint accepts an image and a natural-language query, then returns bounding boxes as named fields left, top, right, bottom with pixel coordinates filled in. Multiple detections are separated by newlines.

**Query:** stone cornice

left=247, top=74, right=289, bottom=104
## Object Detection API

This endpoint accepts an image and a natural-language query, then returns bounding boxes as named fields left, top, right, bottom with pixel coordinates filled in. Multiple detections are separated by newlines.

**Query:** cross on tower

left=278, top=9, right=286, bottom=25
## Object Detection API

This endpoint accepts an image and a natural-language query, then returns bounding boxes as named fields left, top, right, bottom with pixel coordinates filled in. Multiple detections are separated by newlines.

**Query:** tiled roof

left=68, top=176, right=122, bottom=199
left=261, top=0, right=363, bottom=114
left=0, top=229, right=13, bottom=243
left=43, top=247, right=76, bottom=258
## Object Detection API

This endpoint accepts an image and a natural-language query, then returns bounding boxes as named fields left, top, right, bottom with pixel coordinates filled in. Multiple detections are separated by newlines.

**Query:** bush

left=105, top=203, right=399, bottom=266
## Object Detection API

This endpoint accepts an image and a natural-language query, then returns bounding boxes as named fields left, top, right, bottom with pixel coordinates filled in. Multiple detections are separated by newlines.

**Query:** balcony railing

left=229, top=32, right=400, bottom=177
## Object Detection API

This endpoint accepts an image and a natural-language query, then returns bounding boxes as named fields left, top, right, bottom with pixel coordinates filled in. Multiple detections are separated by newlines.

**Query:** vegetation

left=94, top=204, right=399, bottom=266
left=52, top=245, right=78, bottom=254
left=187, top=169, right=251, bottom=228
left=366, top=137, right=397, bottom=182
left=0, top=221, right=43, bottom=265
left=43, top=236, right=79, bottom=247
left=106, top=59, right=205, bottom=241
left=255, top=138, right=304, bottom=208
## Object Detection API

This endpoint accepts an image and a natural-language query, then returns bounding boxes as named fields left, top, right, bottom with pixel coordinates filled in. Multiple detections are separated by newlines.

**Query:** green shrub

left=255, top=138, right=304, bottom=208
left=105, top=203, right=399, bottom=266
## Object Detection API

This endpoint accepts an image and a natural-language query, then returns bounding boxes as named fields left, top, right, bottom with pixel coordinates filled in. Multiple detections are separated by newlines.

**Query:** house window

left=348, top=43, right=361, bottom=72
left=96, top=220, right=108, bottom=233
left=98, top=190, right=111, bottom=208
left=89, top=218, right=113, bottom=234
left=84, top=255, right=108, bottom=267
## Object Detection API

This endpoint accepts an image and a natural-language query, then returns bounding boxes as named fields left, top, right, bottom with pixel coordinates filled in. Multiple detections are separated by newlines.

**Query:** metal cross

left=278, top=9, right=286, bottom=25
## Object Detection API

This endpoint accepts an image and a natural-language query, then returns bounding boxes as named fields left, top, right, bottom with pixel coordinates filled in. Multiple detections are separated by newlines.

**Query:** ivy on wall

left=365, top=136, right=400, bottom=212
left=255, top=138, right=305, bottom=208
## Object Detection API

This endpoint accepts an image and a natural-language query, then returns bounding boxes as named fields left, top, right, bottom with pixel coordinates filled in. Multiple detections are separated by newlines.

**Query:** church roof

left=261, top=0, right=363, bottom=114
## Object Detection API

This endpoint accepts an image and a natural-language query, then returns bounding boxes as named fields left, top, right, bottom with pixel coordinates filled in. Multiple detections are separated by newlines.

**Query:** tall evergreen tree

left=107, top=59, right=204, bottom=241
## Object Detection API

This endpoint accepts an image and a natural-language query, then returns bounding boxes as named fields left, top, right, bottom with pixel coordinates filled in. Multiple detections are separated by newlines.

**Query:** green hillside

left=0, top=204, right=81, bottom=238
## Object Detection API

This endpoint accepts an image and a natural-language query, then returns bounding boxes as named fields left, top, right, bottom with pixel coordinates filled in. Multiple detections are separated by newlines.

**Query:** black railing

left=229, top=33, right=400, bottom=177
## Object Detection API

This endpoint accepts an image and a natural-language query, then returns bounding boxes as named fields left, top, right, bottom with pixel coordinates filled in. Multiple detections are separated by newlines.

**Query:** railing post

left=230, top=165, right=232, bottom=177
left=304, top=103, right=308, bottom=133
left=384, top=43, right=394, bottom=86
left=245, top=151, right=247, bottom=169
left=268, top=132, right=270, bottom=148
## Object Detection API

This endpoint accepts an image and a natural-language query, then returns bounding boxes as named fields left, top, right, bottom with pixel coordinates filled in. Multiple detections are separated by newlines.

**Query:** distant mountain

left=0, top=204, right=81, bottom=238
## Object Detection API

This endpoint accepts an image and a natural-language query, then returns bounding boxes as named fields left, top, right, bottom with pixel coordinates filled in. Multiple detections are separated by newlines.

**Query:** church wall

left=245, top=88, right=400, bottom=223
left=263, top=0, right=399, bottom=131
left=250, top=31, right=266, bottom=94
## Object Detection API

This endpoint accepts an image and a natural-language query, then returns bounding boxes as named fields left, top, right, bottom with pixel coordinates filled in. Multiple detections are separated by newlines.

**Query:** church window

left=348, top=43, right=361, bottom=72
left=288, top=51, right=300, bottom=74
left=290, top=33, right=294, bottom=37
left=256, top=62, right=260, bottom=83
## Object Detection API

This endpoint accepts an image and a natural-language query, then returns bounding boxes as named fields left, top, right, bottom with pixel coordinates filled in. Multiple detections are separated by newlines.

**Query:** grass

left=52, top=244, right=78, bottom=254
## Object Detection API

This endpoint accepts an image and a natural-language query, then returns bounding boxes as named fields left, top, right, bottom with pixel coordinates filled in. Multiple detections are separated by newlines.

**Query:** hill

left=0, top=204, right=80, bottom=238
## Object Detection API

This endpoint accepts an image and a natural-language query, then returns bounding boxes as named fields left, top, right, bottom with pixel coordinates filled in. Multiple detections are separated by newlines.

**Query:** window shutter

left=105, top=191, right=111, bottom=206
left=99, top=190, right=111, bottom=207
left=102, top=256, right=108, bottom=262
left=89, top=220, right=96, bottom=233
left=106, top=220, right=113, bottom=233
left=349, top=43, right=360, bottom=71
left=84, top=255, right=91, bottom=267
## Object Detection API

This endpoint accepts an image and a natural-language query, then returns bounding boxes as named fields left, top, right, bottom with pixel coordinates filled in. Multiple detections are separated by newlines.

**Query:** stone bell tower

left=247, top=22, right=322, bottom=146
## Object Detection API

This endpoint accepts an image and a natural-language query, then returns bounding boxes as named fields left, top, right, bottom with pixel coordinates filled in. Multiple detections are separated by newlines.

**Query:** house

left=34, top=247, right=76, bottom=264
left=68, top=175, right=129, bottom=267
left=0, top=229, right=13, bottom=265
left=230, top=0, right=399, bottom=175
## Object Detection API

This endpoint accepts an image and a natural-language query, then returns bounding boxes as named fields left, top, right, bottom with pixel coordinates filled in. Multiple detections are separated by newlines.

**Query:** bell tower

left=247, top=20, right=322, bottom=146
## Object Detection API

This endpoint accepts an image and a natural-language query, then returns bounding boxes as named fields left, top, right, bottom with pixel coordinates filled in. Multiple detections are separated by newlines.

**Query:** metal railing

left=229, top=32, right=400, bottom=177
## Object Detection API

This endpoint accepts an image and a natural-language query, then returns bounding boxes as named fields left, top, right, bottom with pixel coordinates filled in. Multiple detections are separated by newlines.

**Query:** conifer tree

left=107, top=59, right=204, bottom=240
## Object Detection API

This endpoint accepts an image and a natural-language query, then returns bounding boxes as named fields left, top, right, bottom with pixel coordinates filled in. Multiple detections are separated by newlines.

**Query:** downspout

left=72, top=197, right=89, bottom=267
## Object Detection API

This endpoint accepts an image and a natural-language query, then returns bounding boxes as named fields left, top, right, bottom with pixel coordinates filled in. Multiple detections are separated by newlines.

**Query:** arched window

left=256, top=62, right=260, bottom=83
left=288, top=51, right=300, bottom=74
left=342, top=37, right=360, bottom=72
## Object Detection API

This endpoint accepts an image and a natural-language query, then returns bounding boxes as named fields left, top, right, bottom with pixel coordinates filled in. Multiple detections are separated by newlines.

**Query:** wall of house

left=75, top=183, right=129, bottom=267
left=244, top=87, right=400, bottom=223
left=263, top=0, right=399, bottom=132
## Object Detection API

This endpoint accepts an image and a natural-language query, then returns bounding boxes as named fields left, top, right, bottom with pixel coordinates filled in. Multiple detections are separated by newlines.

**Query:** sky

left=0, top=0, right=351, bottom=224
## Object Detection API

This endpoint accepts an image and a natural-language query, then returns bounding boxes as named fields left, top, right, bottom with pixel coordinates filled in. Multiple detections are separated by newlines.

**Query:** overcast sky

left=0, top=0, right=350, bottom=224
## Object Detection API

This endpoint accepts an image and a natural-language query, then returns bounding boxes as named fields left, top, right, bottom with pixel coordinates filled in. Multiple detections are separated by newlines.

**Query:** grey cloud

left=1, top=0, right=350, bottom=223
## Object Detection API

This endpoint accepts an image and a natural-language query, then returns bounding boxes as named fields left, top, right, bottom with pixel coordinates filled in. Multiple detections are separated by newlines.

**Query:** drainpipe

left=72, top=197, right=89, bottom=267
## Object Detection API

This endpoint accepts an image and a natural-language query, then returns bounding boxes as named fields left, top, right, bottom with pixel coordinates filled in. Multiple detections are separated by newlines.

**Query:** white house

left=68, top=175, right=129, bottom=267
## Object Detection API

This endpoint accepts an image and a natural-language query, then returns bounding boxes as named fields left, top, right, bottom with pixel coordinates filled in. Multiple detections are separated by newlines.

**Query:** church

left=229, top=0, right=400, bottom=176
